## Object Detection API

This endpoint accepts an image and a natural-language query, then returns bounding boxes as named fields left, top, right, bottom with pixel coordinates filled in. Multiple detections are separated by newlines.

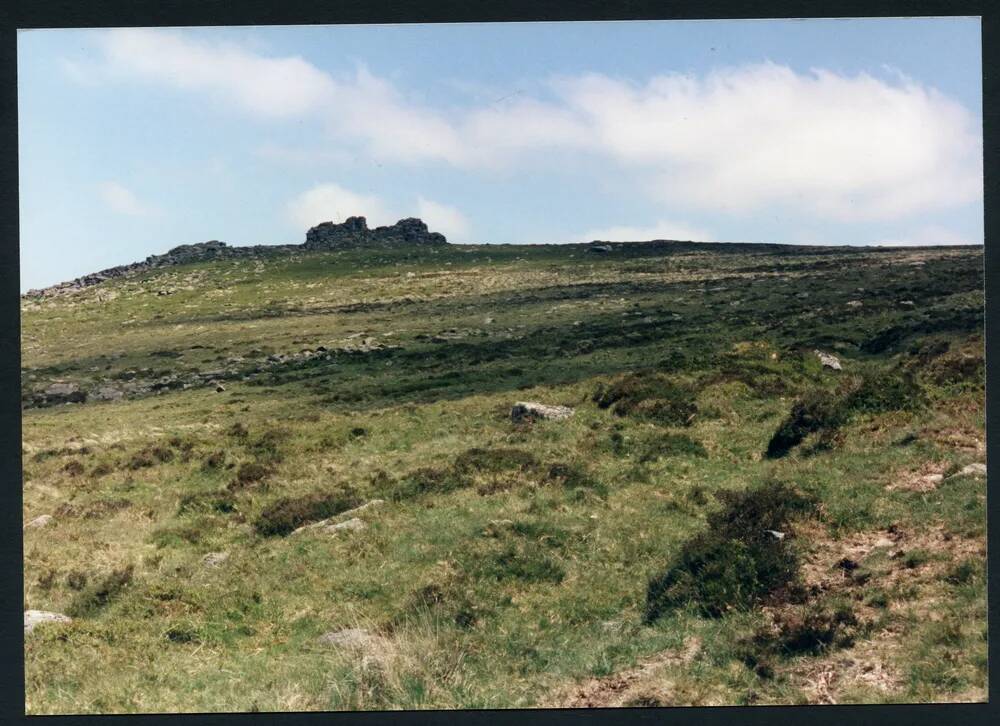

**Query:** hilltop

left=21, top=231, right=986, bottom=712
left=24, top=216, right=448, bottom=299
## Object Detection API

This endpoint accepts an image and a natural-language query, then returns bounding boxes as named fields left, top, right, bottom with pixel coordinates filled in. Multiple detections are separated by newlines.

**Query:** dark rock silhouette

left=24, top=217, right=448, bottom=299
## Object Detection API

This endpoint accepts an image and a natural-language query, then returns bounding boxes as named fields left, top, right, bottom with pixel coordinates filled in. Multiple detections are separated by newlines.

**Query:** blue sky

left=18, top=18, right=983, bottom=291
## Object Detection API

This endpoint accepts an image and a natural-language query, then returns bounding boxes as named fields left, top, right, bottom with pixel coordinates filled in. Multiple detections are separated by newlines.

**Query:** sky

left=17, top=18, right=984, bottom=291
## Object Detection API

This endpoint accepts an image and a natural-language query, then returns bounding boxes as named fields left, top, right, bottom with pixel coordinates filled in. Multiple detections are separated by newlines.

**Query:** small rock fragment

left=24, top=514, right=53, bottom=529
left=955, top=463, right=987, bottom=478
left=24, top=610, right=71, bottom=635
left=202, top=552, right=229, bottom=568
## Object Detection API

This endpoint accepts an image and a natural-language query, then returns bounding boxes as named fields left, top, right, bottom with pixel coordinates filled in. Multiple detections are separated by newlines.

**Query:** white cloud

left=416, top=197, right=470, bottom=241
left=287, top=183, right=393, bottom=229
left=578, top=219, right=713, bottom=243
left=875, top=224, right=981, bottom=247
left=89, top=30, right=983, bottom=224
left=97, top=181, right=157, bottom=217
left=99, top=28, right=336, bottom=118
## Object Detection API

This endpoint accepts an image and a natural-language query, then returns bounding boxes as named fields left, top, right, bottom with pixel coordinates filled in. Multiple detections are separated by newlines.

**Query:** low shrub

left=246, top=428, right=289, bottom=464
left=766, top=365, right=924, bottom=458
left=644, top=481, right=817, bottom=621
left=385, top=467, right=463, bottom=501
left=67, top=565, right=134, bottom=617
left=128, top=445, right=174, bottom=470
left=593, top=373, right=698, bottom=426
left=177, top=490, right=236, bottom=515
left=543, top=462, right=606, bottom=496
left=229, top=461, right=271, bottom=490
left=453, top=447, right=539, bottom=475
left=62, top=460, right=85, bottom=476
left=741, top=600, right=862, bottom=665
left=472, top=541, right=566, bottom=584
left=254, top=490, right=360, bottom=536
left=765, top=388, right=848, bottom=459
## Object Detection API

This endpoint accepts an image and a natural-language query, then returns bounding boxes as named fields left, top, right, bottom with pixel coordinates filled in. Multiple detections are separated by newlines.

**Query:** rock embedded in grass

left=24, top=610, right=72, bottom=635
left=24, top=514, right=53, bottom=529
left=954, top=463, right=986, bottom=478
left=202, top=552, right=229, bottom=568
left=510, top=401, right=575, bottom=422
left=814, top=350, right=843, bottom=371
left=320, top=517, right=365, bottom=534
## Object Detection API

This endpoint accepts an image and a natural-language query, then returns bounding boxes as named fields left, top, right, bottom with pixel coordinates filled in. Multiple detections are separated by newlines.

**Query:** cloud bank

left=85, top=28, right=983, bottom=232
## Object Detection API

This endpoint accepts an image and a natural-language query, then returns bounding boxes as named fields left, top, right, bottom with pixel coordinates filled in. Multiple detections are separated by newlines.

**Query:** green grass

left=21, top=241, right=986, bottom=712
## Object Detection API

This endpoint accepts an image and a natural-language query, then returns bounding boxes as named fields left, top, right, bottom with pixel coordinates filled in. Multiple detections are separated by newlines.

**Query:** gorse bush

left=766, top=365, right=924, bottom=458
left=765, top=388, right=847, bottom=459
left=740, top=600, right=862, bottom=670
left=592, top=372, right=698, bottom=426
left=644, top=481, right=817, bottom=621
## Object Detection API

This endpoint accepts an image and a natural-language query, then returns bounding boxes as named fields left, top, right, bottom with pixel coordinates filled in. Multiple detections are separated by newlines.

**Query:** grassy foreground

left=22, top=240, right=986, bottom=712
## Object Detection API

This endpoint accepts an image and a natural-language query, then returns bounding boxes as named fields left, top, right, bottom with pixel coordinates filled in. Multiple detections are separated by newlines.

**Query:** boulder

left=511, top=402, right=575, bottom=423
left=24, top=610, right=71, bottom=635
left=814, top=350, right=843, bottom=370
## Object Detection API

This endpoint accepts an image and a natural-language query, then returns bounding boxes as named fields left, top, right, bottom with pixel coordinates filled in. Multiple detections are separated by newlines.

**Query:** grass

left=21, top=240, right=985, bottom=712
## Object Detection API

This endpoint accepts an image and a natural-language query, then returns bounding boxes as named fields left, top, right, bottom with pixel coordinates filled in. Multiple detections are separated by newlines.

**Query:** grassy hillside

left=21, top=241, right=986, bottom=713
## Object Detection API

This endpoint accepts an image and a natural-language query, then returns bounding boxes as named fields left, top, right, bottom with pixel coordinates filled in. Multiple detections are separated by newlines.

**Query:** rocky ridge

left=24, top=217, right=448, bottom=299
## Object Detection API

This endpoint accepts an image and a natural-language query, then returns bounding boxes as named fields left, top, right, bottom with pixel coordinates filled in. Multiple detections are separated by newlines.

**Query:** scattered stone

left=891, top=473, right=944, bottom=492
left=815, top=350, right=843, bottom=371
left=900, top=300, right=915, bottom=306
left=24, top=514, right=53, bottom=529
left=764, top=529, right=786, bottom=541
left=954, top=463, right=987, bottom=478
left=91, top=385, right=125, bottom=402
left=511, top=401, right=575, bottom=423
left=202, top=552, right=229, bottom=568
left=24, top=610, right=71, bottom=635
left=215, top=384, right=226, bottom=393
left=588, top=244, right=614, bottom=253
left=846, top=300, right=863, bottom=308
left=42, top=382, right=86, bottom=405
